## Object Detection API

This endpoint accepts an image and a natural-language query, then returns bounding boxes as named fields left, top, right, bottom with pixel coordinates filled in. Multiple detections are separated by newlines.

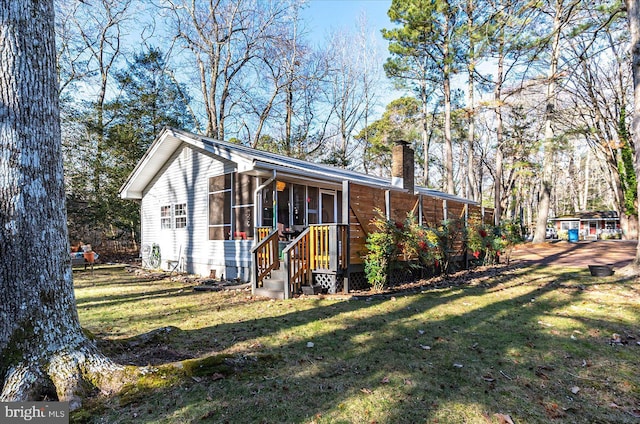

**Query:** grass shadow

left=72, top=264, right=640, bottom=423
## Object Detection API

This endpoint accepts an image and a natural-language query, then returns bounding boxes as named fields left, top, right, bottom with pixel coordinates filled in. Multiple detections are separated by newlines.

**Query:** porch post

left=283, top=257, right=290, bottom=299
left=385, top=190, right=391, bottom=220
left=329, top=225, right=338, bottom=271
left=342, top=180, right=350, bottom=294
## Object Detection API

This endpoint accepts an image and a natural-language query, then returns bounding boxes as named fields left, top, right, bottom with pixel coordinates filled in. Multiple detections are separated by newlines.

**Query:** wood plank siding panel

left=447, top=200, right=467, bottom=221
left=468, top=204, right=483, bottom=222
left=348, top=183, right=387, bottom=265
left=389, top=191, right=419, bottom=223
left=446, top=200, right=467, bottom=254
left=348, top=207, right=366, bottom=264
left=422, top=196, right=444, bottom=226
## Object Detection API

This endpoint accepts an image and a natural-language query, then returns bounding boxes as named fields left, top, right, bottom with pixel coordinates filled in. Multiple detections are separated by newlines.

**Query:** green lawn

left=71, top=263, right=640, bottom=423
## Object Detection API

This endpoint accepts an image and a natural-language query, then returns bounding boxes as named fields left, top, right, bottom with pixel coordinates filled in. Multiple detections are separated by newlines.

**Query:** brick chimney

left=391, top=140, right=414, bottom=192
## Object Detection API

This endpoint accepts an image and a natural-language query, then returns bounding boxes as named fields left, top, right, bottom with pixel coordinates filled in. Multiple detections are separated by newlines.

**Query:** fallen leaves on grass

left=493, top=413, right=514, bottom=424
left=543, top=402, right=566, bottom=419
left=535, top=365, right=554, bottom=380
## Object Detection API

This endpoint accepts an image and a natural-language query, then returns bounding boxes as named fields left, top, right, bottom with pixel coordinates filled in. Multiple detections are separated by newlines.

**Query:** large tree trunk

left=443, top=11, right=455, bottom=195
left=627, top=0, right=640, bottom=265
left=0, top=0, right=124, bottom=410
left=533, top=0, right=563, bottom=244
left=466, top=0, right=478, bottom=202
left=494, top=29, right=505, bottom=226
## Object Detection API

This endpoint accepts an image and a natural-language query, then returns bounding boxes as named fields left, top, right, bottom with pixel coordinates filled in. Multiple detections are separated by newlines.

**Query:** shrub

left=466, top=220, right=521, bottom=265
left=403, top=215, right=442, bottom=269
left=364, top=212, right=456, bottom=289
left=466, top=221, right=491, bottom=262
left=432, top=219, right=465, bottom=273
left=364, top=210, right=404, bottom=291
left=364, top=213, right=520, bottom=289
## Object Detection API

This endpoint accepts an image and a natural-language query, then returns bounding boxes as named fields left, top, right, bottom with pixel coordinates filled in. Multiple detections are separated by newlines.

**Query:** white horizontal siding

left=140, top=145, right=254, bottom=279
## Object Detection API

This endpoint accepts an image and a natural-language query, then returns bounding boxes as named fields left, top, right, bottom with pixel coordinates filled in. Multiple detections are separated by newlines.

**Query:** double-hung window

left=174, top=203, right=187, bottom=229
left=160, top=203, right=187, bottom=229
left=160, top=205, right=172, bottom=229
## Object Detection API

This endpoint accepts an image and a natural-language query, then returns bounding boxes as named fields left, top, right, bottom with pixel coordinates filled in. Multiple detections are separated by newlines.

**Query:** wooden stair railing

left=250, top=228, right=280, bottom=291
left=253, top=224, right=350, bottom=299
left=281, top=228, right=311, bottom=298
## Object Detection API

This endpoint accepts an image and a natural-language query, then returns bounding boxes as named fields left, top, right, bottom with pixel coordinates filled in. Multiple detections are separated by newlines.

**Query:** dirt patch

left=97, top=326, right=195, bottom=366
left=510, top=240, right=637, bottom=269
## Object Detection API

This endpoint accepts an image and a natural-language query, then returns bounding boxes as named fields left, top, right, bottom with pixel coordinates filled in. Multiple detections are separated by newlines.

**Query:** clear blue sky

left=301, top=0, right=392, bottom=45
left=301, top=0, right=401, bottom=109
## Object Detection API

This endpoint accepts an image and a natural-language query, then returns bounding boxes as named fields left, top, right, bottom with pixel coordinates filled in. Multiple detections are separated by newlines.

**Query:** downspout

left=254, top=170, right=277, bottom=229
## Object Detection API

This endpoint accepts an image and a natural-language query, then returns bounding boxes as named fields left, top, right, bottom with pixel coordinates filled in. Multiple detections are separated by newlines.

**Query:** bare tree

left=532, top=0, right=580, bottom=243
left=323, top=14, right=381, bottom=168
left=61, top=0, right=133, bottom=194
left=563, top=16, right=634, bottom=238
left=161, top=0, right=294, bottom=140
left=0, top=0, right=124, bottom=408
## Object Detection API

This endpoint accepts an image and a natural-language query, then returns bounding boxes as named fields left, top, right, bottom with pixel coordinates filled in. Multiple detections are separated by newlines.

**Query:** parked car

left=546, top=227, right=558, bottom=239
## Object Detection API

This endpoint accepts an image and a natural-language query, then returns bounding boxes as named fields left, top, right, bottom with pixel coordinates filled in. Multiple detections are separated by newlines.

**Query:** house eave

left=120, top=127, right=480, bottom=206
left=119, top=128, right=180, bottom=200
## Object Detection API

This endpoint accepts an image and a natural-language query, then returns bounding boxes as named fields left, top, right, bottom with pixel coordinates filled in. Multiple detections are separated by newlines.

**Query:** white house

left=120, top=127, right=488, bottom=298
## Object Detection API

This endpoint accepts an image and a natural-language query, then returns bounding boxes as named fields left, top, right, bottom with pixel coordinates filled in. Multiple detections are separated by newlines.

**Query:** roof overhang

left=119, top=127, right=255, bottom=199
left=120, top=127, right=480, bottom=207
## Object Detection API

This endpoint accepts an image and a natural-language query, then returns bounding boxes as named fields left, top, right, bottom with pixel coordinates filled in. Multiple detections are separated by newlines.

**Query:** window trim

left=208, top=173, right=232, bottom=240
left=174, top=203, right=187, bottom=229
left=160, top=203, right=188, bottom=230
left=208, top=172, right=256, bottom=240
left=160, top=205, right=172, bottom=229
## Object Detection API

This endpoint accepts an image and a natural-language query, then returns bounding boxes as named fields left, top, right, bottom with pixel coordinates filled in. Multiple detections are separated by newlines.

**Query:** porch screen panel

left=209, top=173, right=231, bottom=192
left=209, top=174, right=232, bottom=240
left=233, top=174, right=255, bottom=238
left=261, top=180, right=274, bottom=227
left=307, top=187, right=318, bottom=224
left=234, top=207, right=253, bottom=238
left=293, top=184, right=306, bottom=226
left=234, top=174, right=255, bottom=206
left=277, top=184, right=290, bottom=228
